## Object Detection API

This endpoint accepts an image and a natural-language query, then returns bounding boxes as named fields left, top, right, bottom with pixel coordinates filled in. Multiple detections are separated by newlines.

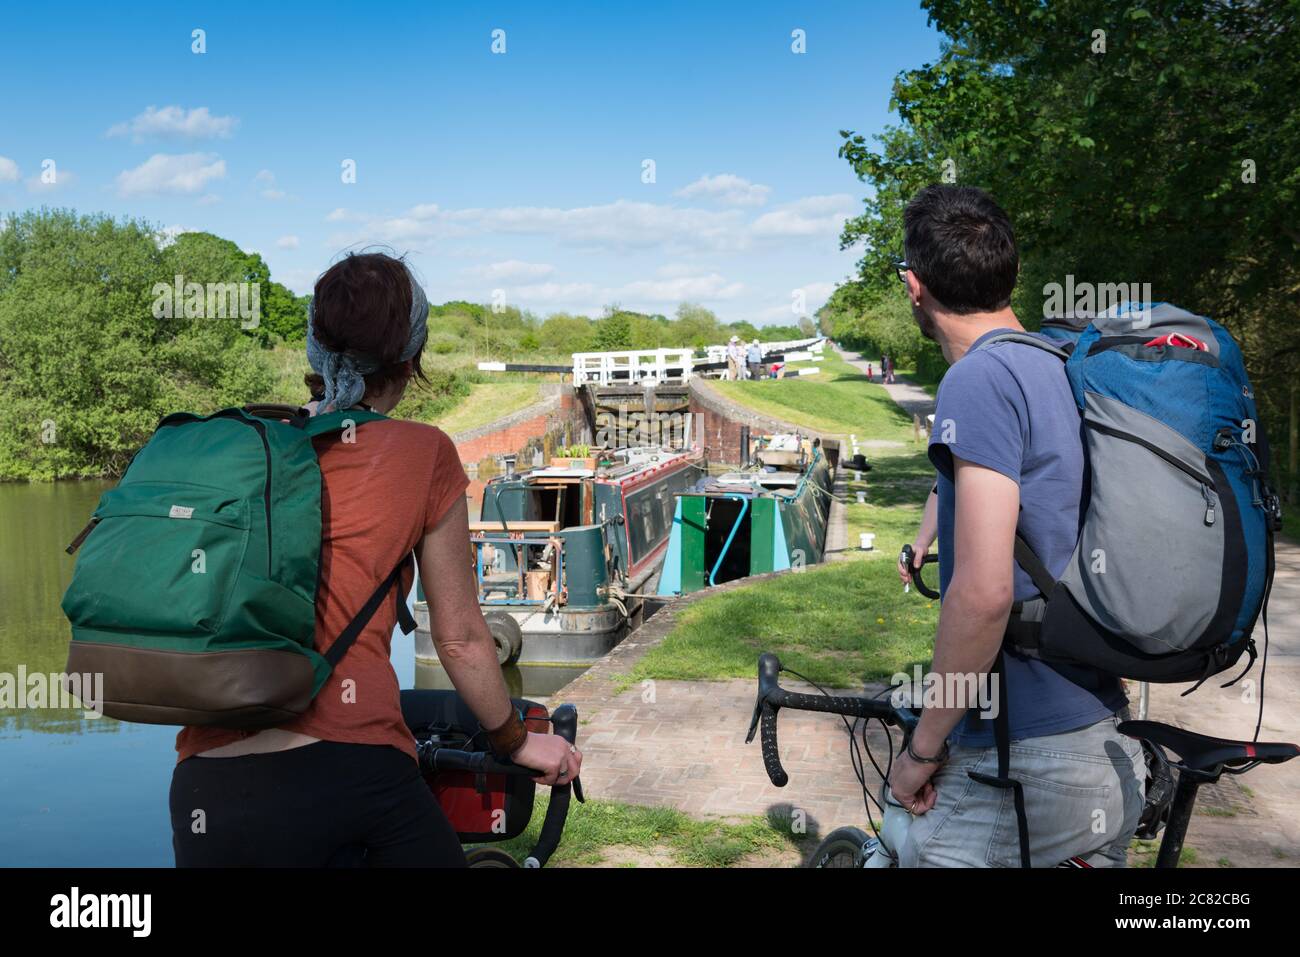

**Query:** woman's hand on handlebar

left=898, top=541, right=929, bottom=586
left=511, top=731, right=583, bottom=787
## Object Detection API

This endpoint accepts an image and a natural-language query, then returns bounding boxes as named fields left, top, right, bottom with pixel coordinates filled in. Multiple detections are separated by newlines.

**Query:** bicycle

left=404, top=690, right=585, bottom=868
left=748, top=651, right=1297, bottom=868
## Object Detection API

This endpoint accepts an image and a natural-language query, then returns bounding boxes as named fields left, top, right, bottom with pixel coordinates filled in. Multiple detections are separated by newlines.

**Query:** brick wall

left=689, top=379, right=829, bottom=466
left=450, top=386, right=588, bottom=469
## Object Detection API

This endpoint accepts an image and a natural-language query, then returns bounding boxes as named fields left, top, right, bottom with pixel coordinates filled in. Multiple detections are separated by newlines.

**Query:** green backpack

left=61, top=405, right=415, bottom=728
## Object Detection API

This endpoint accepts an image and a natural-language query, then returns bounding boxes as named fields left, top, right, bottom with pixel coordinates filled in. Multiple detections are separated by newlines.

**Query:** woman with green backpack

left=161, top=251, right=581, bottom=865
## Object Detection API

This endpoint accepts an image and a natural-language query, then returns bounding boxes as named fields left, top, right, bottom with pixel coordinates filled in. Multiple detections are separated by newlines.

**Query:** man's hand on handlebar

left=511, top=732, right=583, bottom=787
left=888, top=750, right=940, bottom=816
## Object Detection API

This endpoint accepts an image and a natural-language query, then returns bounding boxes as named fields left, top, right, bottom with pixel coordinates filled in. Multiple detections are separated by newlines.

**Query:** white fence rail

left=565, top=336, right=827, bottom=387
left=571, top=349, right=695, bottom=387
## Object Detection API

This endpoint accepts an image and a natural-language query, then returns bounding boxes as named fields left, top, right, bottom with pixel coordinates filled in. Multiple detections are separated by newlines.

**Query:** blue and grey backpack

left=971, top=303, right=1281, bottom=865
left=992, top=303, right=1279, bottom=684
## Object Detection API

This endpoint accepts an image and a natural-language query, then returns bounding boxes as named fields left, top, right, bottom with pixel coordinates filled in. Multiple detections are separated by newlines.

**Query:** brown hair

left=304, top=252, right=428, bottom=400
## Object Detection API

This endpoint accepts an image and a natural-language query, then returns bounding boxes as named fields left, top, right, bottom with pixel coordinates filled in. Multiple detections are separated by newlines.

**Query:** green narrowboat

left=414, top=446, right=704, bottom=666
left=656, top=434, right=836, bottom=595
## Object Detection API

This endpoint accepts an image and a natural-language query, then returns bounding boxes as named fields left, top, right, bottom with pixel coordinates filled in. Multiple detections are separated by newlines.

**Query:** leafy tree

left=0, top=210, right=274, bottom=479
left=591, top=312, right=633, bottom=350
left=838, top=0, right=1300, bottom=492
left=537, top=313, right=595, bottom=354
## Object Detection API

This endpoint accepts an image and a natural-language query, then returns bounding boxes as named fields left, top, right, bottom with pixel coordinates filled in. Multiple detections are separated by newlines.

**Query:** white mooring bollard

left=860, top=532, right=875, bottom=550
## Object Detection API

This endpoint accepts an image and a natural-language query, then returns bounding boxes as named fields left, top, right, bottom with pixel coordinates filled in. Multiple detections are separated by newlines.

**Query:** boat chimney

left=503, top=453, right=517, bottom=477
left=739, top=425, right=750, bottom=467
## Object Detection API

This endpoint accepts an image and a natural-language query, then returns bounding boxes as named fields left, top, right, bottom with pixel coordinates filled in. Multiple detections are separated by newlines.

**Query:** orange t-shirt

left=176, top=419, right=469, bottom=763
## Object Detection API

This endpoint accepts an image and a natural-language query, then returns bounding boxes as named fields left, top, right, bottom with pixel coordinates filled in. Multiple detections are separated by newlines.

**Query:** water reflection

left=415, top=660, right=590, bottom=702
left=0, top=477, right=584, bottom=865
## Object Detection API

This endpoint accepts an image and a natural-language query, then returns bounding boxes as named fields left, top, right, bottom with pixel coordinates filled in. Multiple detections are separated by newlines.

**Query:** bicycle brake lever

left=745, top=697, right=762, bottom=743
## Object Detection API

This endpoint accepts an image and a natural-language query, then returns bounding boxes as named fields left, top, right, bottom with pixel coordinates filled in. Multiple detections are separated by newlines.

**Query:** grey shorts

left=900, top=714, right=1146, bottom=868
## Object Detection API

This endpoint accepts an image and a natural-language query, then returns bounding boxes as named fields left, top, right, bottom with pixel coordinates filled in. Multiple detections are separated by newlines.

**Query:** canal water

left=0, top=480, right=586, bottom=867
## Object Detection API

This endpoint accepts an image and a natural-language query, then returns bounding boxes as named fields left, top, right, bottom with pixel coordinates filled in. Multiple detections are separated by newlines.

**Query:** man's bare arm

left=909, top=456, right=1020, bottom=756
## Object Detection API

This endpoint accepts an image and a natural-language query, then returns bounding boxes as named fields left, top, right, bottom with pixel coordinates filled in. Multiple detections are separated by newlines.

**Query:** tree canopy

left=830, top=0, right=1299, bottom=486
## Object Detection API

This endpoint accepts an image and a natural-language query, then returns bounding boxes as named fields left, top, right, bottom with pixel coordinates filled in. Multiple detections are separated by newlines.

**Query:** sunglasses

left=893, top=259, right=911, bottom=284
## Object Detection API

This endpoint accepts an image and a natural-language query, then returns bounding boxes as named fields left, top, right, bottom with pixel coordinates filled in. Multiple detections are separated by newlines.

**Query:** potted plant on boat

left=551, top=444, right=598, bottom=469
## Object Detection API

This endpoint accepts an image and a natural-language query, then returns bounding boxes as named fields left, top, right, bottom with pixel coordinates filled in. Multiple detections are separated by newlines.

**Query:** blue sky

left=0, top=1, right=942, bottom=325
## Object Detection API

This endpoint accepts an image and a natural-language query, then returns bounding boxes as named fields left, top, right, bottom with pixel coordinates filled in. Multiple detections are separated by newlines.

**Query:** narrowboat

left=414, top=445, right=705, bottom=666
left=656, top=434, right=837, bottom=595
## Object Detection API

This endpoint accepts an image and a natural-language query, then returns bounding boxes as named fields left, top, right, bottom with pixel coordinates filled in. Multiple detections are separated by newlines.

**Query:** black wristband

left=906, top=738, right=949, bottom=764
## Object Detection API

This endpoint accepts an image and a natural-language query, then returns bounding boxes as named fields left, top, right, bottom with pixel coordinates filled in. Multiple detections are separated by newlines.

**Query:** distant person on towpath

left=726, top=335, right=744, bottom=380
left=746, top=339, right=763, bottom=380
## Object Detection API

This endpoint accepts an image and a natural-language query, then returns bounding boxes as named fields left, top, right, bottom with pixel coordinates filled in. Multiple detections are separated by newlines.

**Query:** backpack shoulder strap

left=324, top=552, right=417, bottom=669
left=973, top=335, right=1069, bottom=596
left=1014, top=535, right=1057, bottom=596
left=974, top=331, right=1070, bottom=362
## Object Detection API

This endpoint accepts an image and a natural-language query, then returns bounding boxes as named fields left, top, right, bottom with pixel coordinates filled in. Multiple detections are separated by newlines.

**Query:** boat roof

left=498, top=447, right=699, bottom=487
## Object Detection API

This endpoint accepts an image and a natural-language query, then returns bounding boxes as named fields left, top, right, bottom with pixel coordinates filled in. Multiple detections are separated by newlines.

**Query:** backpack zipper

left=1087, top=420, right=1220, bottom=527
left=241, top=417, right=274, bottom=576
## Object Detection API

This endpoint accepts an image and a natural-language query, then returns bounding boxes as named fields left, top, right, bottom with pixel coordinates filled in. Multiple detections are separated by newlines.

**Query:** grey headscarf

left=306, top=260, right=429, bottom=412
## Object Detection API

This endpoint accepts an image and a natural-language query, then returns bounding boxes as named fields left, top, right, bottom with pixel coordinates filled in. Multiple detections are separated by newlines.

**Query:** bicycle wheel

left=806, top=827, right=871, bottom=868
left=465, top=847, right=521, bottom=868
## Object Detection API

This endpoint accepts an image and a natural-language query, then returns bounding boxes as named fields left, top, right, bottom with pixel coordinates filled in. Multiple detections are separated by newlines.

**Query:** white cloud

left=509, top=281, right=601, bottom=303
left=326, top=207, right=357, bottom=222
left=464, top=260, right=556, bottom=282
left=156, top=224, right=195, bottom=246
left=116, top=153, right=226, bottom=196
left=26, top=168, right=78, bottom=192
left=752, top=194, right=856, bottom=239
left=196, top=193, right=221, bottom=206
left=276, top=235, right=300, bottom=249
left=252, top=170, right=289, bottom=201
left=675, top=173, right=771, bottom=207
left=278, top=268, right=319, bottom=296
left=615, top=273, right=744, bottom=303
left=750, top=282, right=838, bottom=324
left=0, top=157, right=18, bottom=182
left=334, top=200, right=747, bottom=254
left=108, top=106, right=238, bottom=142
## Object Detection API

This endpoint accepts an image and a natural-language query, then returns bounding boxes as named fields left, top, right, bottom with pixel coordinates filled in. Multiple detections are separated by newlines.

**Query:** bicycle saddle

left=1118, top=720, right=1298, bottom=773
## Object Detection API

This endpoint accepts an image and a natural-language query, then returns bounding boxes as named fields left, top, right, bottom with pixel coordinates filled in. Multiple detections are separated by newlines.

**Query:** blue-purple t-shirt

left=928, top=329, right=1126, bottom=747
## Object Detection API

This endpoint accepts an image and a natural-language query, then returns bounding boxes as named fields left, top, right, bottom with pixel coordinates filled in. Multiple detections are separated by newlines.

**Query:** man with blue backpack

left=887, top=185, right=1277, bottom=867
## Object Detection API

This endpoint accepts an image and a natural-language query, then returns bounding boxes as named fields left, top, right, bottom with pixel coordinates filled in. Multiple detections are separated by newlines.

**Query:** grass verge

left=434, top=380, right=546, bottom=435
left=710, top=350, right=916, bottom=440
left=634, top=443, right=939, bottom=688
left=477, top=794, right=808, bottom=867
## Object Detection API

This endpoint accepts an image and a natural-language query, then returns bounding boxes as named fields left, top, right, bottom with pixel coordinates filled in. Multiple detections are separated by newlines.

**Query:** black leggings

left=170, top=741, right=467, bottom=867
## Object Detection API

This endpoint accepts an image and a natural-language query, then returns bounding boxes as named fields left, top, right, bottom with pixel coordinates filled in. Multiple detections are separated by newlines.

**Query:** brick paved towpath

left=555, top=577, right=899, bottom=843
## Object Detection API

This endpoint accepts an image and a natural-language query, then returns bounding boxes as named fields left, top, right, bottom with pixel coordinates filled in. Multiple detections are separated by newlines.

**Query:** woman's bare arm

left=417, top=497, right=514, bottom=730
left=416, top=496, right=582, bottom=785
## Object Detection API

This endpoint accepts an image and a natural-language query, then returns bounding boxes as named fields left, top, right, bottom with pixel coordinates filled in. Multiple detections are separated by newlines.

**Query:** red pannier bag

left=400, top=689, right=550, bottom=842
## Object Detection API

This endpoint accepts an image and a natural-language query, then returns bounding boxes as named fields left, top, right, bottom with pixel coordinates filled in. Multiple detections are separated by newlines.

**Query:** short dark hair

left=902, top=185, right=1018, bottom=314
left=304, top=251, right=427, bottom=398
